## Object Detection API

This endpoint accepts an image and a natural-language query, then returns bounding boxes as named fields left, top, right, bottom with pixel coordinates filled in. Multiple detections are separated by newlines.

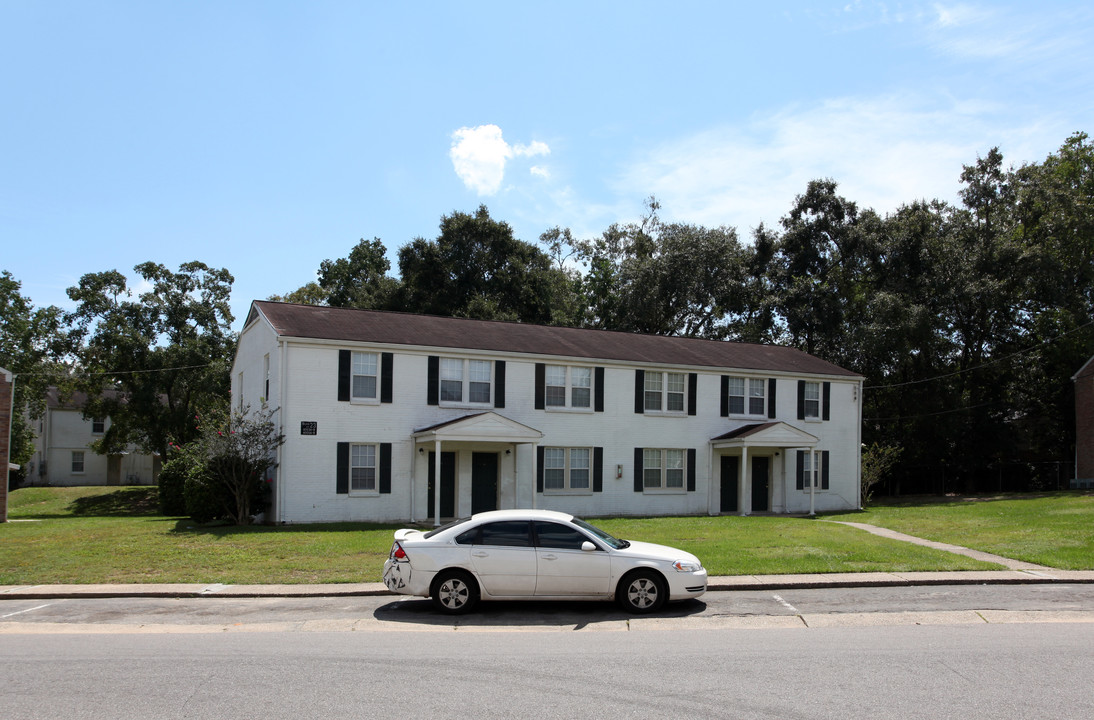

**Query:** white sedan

left=382, top=509, right=707, bottom=614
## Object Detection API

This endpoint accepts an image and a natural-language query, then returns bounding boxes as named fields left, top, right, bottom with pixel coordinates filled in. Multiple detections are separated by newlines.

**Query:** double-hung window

left=440, top=358, right=492, bottom=404
left=726, top=377, right=766, bottom=415
left=71, top=451, right=85, bottom=474
left=350, top=444, right=377, bottom=493
left=803, top=381, right=820, bottom=419
left=545, top=366, right=592, bottom=409
left=543, top=447, right=591, bottom=492
left=91, top=418, right=105, bottom=434
left=645, top=371, right=686, bottom=413
left=643, top=448, right=685, bottom=490
left=352, top=352, right=378, bottom=401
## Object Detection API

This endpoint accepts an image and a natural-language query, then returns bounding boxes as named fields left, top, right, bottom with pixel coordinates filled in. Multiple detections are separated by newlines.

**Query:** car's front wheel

left=431, top=570, right=480, bottom=614
left=617, top=570, right=667, bottom=614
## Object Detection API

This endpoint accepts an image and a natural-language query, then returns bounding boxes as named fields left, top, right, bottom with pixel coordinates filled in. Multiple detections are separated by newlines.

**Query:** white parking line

left=1, top=603, right=55, bottom=619
left=772, top=594, right=799, bottom=614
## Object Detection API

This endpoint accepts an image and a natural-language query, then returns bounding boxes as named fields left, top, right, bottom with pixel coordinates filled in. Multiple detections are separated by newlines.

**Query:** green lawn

left=5, top=487, right=1089, bottom=585
left=827, top=492, right=1094, bottom=570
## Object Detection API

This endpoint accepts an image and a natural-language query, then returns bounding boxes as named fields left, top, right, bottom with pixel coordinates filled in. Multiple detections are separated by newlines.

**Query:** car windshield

left=423, top=517, right=471, bottom=539
left=572, top=517, right=629, bottom=549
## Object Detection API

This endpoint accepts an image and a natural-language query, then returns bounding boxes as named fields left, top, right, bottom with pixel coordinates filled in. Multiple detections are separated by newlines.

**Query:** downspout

left=277, top=337, right=287, bottom=524
left=857, top=379, right=864, bottom=510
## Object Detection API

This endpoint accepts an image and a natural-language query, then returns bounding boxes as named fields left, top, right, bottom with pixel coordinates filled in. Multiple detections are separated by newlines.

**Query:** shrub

left=157, top=451, right=193, bottom=516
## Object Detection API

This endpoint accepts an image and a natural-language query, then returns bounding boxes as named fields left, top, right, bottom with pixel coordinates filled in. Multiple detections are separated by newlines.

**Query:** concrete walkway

left=827, top=520, right=1057, bottom=571
left=2, top=523, right=1091, bottom=600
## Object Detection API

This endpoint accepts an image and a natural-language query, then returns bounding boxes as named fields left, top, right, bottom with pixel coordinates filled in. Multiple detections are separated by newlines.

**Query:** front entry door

left=752, top=456, right=770, bottom=512
left=427, top=452, right=456, bottom=519
left=472, top=452, right=499, bottom=514
left=720, top=456, right=739, bottom=513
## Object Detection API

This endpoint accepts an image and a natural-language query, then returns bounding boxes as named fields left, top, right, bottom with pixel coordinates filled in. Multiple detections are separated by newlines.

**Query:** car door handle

left=472, top=551, right=489, bottom=558
left=541, top=554, right=558, bottom=561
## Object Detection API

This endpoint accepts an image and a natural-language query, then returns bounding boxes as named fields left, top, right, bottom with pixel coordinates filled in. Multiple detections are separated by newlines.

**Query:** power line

left=863, top=319, right=1094, bottom=390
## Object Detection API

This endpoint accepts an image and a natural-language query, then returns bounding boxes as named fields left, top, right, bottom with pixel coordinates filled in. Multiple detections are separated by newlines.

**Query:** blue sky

left=3, top=1, right=1093, bottom=332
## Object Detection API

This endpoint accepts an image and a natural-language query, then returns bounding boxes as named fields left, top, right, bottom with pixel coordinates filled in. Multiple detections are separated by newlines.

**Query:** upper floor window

left=643, top=448, right=685, bottom=490
left=441, top=358, right=492, bottom=405
left=645, top=371, right=686, bottom=413
left=91, top=418, right=105, bottom=434
left=543, top=447, right=591, bottom=493
left=352, top=352, right=378, bottom=400
left=803, top=381, right=820, bottom=419
left=726, top=377, right=766, bottom=415
left=545, top=366, right=592, bottom=409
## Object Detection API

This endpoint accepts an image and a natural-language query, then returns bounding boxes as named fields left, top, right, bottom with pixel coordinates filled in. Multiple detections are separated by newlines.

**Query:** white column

left=433, top=438, right=442, bottom=526
left=530, top=442, right=538, bottom=509
left=809, top=448, right=816, bottom=516
left=739, top=446, right=749, bottom=516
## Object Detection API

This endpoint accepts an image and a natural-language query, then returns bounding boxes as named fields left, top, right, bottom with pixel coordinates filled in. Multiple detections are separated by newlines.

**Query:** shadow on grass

left=169, top=519, right=403, bottom=536
left=66, top=488, right=161, bottom=517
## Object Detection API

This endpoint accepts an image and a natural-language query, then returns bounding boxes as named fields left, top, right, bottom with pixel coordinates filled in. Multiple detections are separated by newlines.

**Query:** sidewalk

left=3, top=569, right=1093, bottom=600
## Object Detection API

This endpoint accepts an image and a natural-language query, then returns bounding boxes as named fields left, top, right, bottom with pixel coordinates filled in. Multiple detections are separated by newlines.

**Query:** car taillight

left=391, top=542, right=407, bottom=561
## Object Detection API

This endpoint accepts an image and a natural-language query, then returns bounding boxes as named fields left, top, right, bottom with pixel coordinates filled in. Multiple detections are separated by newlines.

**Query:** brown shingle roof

left=248, top=301, right=860, bottom=378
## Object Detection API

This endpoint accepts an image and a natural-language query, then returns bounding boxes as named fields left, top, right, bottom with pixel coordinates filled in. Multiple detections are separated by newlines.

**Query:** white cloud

left=449, top=125, right=550, bottom=196
left=529, top=165, right=550, bottom=179
left=614, top=93, right=1068, bottom=236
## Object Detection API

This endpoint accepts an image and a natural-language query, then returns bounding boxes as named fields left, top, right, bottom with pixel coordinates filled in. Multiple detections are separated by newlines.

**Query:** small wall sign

left=300, top=421, right=318, bottom=436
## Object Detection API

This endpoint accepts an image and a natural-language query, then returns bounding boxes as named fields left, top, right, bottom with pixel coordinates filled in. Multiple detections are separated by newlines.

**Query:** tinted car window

left=534, top=521, right=594, bottom=550
left=454, top=527, right=479, bottom=545
left=479, top=521, right=532, bottom=547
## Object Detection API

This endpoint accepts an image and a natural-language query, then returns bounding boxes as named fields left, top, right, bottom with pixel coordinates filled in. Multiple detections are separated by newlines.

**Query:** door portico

left=411, top=412, right=543, bottom=525
left=711, top=422, right=819, bottom=516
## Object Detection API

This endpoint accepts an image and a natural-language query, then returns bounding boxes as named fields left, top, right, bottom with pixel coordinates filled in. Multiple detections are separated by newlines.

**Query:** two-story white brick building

left=27, top=388, right=160, bottom=487
left=232, top=301, right=864, bottom=525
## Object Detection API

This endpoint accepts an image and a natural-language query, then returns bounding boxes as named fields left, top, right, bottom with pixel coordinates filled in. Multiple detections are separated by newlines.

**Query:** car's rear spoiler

left=394, top=528, right=425, bottom=542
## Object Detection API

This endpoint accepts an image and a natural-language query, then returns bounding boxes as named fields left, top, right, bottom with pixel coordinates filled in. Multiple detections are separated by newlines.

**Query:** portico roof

left=711, top=421, right=818, bottom=449
left=412, top=412, right=543, bottom=444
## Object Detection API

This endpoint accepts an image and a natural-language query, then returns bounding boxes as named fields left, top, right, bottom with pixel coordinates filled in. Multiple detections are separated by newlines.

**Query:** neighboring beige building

left=27, top=388, right=159, bottom=486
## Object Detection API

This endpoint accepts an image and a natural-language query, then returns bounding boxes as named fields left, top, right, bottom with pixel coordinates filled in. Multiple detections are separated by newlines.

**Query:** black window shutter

left=795, top=450, right=804, bottom=490
left=380, top=353, right=393, bottom=404
left=338, top=350, right=351, bottom=402
left=427, top=356, right=439, bottom=406
left=593, top=447, right=604, bottom=492
left=720, top=376, right=729, bottom=417
left=536, top=446, right=545, bottom=493
left=687, top=448, right=696, bottom=492
left=634, top=370, right=645, bottom=414
left=822, top=451, right=830, bottom=490
left=494, top=360, right=506, bottom=408
left=594, top=367, right=605, bottom=412
left=634, top=448, right=644, bottom=492
left=797, top=380, right=806, bottom=420
left=768, top=378, right=777, bottom=419
left=336, top=442, right=349, bottom=494
left=379, top=443, right=392, bottom=494
left=688, top=373, right=698, bottom=416
left=534, top=363, right=545, bottom=409
left=822, top=381, right=831, bottom=421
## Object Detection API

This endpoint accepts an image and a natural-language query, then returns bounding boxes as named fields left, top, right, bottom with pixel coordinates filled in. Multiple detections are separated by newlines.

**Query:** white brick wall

left=237, top=314, right=863, bottom=523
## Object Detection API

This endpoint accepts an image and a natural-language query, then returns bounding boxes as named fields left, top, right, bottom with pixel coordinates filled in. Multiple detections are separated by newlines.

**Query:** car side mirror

left=581, top=541, right=597, bottom=552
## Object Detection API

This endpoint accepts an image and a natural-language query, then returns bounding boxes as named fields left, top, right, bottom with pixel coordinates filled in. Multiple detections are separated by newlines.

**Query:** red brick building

left=1075, top=356, right=1094, bottom=489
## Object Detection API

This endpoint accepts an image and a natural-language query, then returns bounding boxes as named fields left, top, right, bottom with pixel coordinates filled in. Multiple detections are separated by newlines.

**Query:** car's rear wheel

left=431, top=570, right=479, bottom=614
left=617, top=570, right=667, bottom=614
